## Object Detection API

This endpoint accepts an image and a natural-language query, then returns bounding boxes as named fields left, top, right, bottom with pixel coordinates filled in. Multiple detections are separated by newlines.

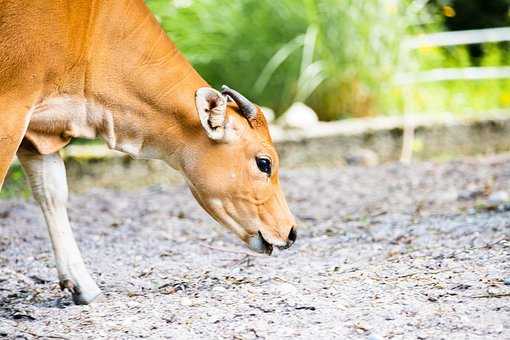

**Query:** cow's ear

left=195, top=87, right=227, bottom=141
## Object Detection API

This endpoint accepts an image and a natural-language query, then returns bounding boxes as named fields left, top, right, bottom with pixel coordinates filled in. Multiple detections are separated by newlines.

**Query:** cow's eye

left=256, top=157, right=272, bottom=176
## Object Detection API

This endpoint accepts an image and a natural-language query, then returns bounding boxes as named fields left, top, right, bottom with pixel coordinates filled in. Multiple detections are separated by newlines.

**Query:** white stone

left=180, top=297, right=193, bottom=306
left=278, top=102, right=318, bottom=129
left=276, top=282, right=298, bottom=295
left=212, top=286, right=227, bottom=293
left=488, top=191, right=509, bottom=205
left=254, top=319, right=269, bottom=331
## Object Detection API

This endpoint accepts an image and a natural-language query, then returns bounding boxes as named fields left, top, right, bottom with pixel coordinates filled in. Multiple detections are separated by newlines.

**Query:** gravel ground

left=0, top=156, right=509, bottom=339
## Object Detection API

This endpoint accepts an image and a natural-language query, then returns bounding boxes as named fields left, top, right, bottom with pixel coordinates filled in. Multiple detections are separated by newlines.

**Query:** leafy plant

left=0, top=166, right=30, bottom=200
left=146, top=0, right=426, bottom=119
left=146, top=0, right=510, bottom=120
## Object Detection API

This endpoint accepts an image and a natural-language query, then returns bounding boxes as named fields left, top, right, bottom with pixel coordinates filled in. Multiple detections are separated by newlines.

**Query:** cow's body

left=0, top=0, right=296, bottom=305
left=1, top=0, right=205, bottom=182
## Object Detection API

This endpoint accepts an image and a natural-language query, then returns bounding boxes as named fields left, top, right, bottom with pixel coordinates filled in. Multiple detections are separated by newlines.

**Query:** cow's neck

left=86, top=1, right=208, bottom=167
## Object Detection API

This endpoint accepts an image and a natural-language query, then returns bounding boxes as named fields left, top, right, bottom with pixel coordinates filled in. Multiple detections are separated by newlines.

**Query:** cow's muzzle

left=248, top=228, right=297, bottom=255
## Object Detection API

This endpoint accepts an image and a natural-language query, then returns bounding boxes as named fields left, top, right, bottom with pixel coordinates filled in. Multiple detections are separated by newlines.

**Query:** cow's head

left=179, top=85, right=296, bottom=255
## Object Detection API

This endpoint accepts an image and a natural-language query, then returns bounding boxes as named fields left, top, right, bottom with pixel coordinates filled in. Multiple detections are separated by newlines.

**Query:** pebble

left=278, top=102, right=318, bottom=128
left=275, top=282, right=298, bottom=295
left=488, top=191, right=509, bottom=205
left=212, top=286, right=227, bottom=293
left=368, top=334, right=384, bottom=340
left=254, top=319, right=269, bottom=331
left=126, top=301, right=139, bottom=308
left=246, top=285, right=262, bottom=294
left=345, top=148, right=379, bottom=167
left=180, top=297, right=193, bottom=307
left=179, top=297, right=204, bottom=307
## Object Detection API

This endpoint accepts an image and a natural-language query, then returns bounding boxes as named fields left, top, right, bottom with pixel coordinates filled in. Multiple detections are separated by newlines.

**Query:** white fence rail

left=396, top=27, right=510, bottom=85
left=397, top=27, right=510, bottom=162
left=403, top=27, right=510, bottom=49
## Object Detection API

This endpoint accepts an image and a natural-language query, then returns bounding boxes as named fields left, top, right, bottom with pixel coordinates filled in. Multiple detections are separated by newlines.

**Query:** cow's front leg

left=17, top=146, right=102, bottom=305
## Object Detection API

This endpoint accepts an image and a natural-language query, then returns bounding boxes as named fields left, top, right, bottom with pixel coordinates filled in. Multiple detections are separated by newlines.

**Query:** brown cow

left=0, top=0, right=296, bottom=304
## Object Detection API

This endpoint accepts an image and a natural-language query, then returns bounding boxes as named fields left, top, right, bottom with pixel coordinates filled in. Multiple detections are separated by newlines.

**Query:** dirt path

left=1, top=156, right=509, bottom=339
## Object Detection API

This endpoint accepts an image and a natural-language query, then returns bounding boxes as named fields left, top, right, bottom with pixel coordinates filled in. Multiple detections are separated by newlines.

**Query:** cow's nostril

left=288, top=227, right=297, bottom=244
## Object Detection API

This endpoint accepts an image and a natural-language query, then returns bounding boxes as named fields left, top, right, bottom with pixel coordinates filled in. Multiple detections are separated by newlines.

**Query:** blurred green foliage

left=407, top=43, right=510, bottom=116
left=146, top=0, right=428, bottom=119
left=0, top=165, right=30, bottom=200
left=145, top=0, right=510, bottom=120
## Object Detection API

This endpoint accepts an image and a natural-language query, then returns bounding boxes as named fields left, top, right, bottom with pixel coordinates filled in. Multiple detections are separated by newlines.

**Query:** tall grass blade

left=254, top=35, right=305, bottom=94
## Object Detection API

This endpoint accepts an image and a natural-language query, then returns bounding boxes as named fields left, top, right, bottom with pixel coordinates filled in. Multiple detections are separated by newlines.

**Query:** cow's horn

left=221, top=85, right=257, bottom=120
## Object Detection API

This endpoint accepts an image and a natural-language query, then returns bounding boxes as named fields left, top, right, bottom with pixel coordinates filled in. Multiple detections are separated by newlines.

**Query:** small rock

left=127, top=301, right=139, bottom=308
left=345, top=148, right=379, bottom=167
left=254, top=319, right=269, bottom=331
left=278, top=102, right=318, bottom=129
left=29, top=275, right=50, bottom=284
left=179, top=297, right=203, bottom=307
left=246, top=285, right=262, bottom=294
left=180, top=297, right=193, bottom=307
left=504, top=277, right=510, bottom=286
left=354, top=321, right=370, bottom=334
left=275, top=282, right=298, bottom=295
left=438, top=190, right=459, bottom=202
left=488, top=191, right=509, bottom=205
left=212, top=286, right=227, bottom=293
left=457, top=188, right=484, bottom=201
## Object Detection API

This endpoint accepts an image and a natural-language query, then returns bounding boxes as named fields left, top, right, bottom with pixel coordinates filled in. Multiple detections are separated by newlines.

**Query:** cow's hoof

left=59, top=279, right=102, bottom=305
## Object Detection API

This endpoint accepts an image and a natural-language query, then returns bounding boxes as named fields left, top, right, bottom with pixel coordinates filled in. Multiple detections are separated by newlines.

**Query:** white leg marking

left=17, top=148, right=102, bottom=304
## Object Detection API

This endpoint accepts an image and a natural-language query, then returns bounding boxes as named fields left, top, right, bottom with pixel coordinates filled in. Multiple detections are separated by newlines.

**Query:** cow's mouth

left=248, top=231, right=274, bottom=255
